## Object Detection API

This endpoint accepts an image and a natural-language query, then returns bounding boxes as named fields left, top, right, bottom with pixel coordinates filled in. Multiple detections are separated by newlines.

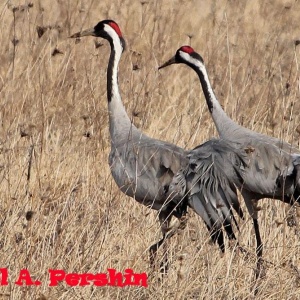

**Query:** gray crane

left=70, top=21, right=245, bottom=270
left=159, top=45, right=300, bottom=277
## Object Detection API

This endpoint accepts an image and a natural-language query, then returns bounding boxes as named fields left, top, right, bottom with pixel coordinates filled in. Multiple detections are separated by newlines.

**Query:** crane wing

left=109, top=137, right=188, bottom=210
left=237, top=139, right=297, bottom=198
left=169, top=139, right=245, bottom=251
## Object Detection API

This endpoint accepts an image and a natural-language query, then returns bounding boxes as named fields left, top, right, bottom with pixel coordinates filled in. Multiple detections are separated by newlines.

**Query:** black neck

left=107, top=40, right=115, bottom=102
left=188, top=61, right=214, bottom=113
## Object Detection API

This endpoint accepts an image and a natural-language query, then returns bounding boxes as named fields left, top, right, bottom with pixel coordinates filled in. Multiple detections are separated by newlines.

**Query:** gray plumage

left=169, top=139, right=245, bottom=249
left=70, top=21, right=245, bottom=268
left=159, top=45, right=300, bottom=277
left=109, top=135, right=187, bottom=210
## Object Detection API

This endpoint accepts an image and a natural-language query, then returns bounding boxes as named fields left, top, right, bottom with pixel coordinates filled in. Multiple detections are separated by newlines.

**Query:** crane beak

left=69, top=27, right=96, bottom=38
left=158, top=56, right=177, bottom=70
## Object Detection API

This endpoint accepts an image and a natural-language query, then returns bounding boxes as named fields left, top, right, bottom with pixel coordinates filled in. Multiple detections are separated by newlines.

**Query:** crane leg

left=253, top=218, right=264, bottom=279
left=251, top=217, right=267, bottom=296
left=242, top=195, right=265, bottom=280
left=149, top=210, right=172, bottom=273
left=149, top=208, right=187, bottom=273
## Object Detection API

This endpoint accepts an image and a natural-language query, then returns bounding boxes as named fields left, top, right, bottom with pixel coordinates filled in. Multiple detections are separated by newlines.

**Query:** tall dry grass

left=0, top=0, right=300, bottom=299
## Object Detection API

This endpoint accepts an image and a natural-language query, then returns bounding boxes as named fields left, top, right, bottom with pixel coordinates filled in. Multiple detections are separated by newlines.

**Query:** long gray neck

left=106, top=38, right=138, bottom=144
left=190, top=59, right=239, bottom=139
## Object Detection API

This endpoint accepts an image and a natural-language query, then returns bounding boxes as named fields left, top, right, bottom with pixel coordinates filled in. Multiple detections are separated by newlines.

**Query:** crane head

left=158, top=45, right=203, bottom=69
left=70, top=20, right=126, bottom=50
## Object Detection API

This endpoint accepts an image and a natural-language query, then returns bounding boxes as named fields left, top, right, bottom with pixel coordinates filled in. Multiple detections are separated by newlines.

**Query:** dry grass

left=0, top=0, right=300, bottom=299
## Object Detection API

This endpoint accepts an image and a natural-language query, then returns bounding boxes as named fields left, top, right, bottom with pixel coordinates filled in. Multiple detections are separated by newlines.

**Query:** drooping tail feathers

left=293, top=156, right=300, bottom=201
left=168, top=139, right=245, bottom=252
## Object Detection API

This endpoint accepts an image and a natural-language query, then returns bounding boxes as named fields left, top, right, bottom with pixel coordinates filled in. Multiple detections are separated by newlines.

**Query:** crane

left=159, top=45, right=300, bottom=277
left=70, top=22, right=245, bottom=271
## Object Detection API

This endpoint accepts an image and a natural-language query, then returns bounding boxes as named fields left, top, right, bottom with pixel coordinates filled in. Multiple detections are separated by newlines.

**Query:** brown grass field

left=0, top=0, right=300, bottom=299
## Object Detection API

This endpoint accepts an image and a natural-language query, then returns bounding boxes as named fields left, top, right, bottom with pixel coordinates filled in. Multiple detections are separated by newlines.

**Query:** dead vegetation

left=0, top=0, right=300, bottom=299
